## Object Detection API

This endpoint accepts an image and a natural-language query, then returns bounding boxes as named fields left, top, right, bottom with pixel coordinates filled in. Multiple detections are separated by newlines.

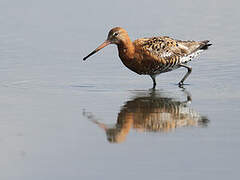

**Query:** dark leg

left=178, top=64, right=192, bottom=87
left=150, top=75, right=156, bottom=89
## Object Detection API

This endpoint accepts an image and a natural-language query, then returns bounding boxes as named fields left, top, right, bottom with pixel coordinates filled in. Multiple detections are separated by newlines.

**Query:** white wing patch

left=160, top=51, right=173, bottom=58
left=180, top=49, right=204, bottom=63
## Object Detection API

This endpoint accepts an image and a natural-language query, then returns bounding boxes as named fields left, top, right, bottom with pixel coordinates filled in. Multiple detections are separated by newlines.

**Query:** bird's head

left=83, top=27, right=128, bottom=61
left=106, top=27, right=128, bottom=44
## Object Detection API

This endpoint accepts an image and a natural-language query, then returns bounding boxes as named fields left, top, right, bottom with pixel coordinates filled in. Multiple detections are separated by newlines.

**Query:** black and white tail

left=180, top=40, right=212, bottom=64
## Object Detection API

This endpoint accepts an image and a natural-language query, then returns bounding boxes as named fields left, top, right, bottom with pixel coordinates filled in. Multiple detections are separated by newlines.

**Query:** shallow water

left=0, top=0, right=240, bottom=179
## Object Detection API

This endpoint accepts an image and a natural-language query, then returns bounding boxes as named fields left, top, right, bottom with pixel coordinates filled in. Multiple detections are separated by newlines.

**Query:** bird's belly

left=152, top=64, right=181, bottom=75
left=119, top=57, right=144, bottom=75
left=122, top=61, right=143, bottom=75
left=120, top=58, right=181, bottom=75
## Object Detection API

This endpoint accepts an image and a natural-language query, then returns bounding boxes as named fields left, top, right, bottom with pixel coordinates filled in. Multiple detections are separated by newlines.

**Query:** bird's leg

left=150, top=75, right=156, bottom=89
left=178, top=64, right=192, bottom=87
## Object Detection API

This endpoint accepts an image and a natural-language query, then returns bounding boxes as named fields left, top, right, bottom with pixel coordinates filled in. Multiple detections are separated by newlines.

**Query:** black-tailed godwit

left=83, top=27, right=212, bottom=88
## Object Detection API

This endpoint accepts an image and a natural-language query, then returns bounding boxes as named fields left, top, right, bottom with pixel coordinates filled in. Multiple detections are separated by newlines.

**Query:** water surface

left=0, top=0, right=240, bottom=179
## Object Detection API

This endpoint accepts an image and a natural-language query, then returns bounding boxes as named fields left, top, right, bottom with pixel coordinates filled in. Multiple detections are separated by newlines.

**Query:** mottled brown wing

left=134, top=37, right=204, bottom=63
left=133, top=37, right=210, bottom=74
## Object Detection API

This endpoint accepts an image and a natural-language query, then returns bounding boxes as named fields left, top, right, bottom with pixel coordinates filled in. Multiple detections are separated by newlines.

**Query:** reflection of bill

left=83, top=90, right=209, bottom=143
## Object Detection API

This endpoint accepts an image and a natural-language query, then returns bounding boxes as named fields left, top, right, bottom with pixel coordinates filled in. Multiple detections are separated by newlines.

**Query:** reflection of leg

left=178, top=64, right=192, bottom=86
left=150, top=75, right=156, bottom=89
left=181, top=89, right=192, bottom=104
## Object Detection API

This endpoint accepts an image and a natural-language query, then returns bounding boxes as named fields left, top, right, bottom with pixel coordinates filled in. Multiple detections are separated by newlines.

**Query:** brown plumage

left=83, top=27, right=212, bottom=88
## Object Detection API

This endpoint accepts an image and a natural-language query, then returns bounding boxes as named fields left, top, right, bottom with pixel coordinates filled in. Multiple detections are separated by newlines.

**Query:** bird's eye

left=113, top=32, right=119, bottom=36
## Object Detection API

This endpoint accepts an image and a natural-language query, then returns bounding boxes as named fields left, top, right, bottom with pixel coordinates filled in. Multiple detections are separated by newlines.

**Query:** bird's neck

left=117, top=37, right=135, bottom=60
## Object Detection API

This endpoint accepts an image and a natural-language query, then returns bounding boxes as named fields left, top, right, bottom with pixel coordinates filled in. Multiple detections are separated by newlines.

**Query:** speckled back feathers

left=132, top=36, right=211, bottom=74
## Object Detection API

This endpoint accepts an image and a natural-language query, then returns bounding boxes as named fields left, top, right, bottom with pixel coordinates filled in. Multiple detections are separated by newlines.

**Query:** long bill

left=83, top=40, right=111, bottom=61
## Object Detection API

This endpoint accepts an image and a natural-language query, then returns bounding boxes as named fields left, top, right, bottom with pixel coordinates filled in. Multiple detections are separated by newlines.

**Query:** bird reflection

left=83, top=89, right=209, bottom=143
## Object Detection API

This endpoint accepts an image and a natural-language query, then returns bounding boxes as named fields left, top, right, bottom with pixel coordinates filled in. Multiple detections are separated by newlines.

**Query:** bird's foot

left=178, top=81, right=184, bottom=88
left=178, top=81, right=190, bottom=88
left=149, top=87, right=156, bottom=91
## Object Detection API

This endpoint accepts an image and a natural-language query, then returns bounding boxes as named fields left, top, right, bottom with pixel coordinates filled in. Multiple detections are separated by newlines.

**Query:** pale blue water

left=0, top=0, right=240, bottom=179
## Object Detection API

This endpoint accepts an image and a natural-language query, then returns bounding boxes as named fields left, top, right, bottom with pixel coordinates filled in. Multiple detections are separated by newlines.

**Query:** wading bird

left=83, top=27, right=211, bottom=88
